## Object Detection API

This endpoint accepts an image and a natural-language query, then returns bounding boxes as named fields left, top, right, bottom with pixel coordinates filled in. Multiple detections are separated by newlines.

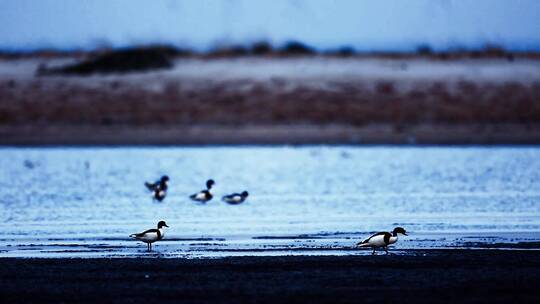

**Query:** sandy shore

left=1, top=250, right=539, bottom=303
left=1, top=56, right=540, bottom=145
left=2, top=123, right=540, bottom=145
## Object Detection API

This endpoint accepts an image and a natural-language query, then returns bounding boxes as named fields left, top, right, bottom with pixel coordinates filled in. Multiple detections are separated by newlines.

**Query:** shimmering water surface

left=1, top=146, right=539, bottom=258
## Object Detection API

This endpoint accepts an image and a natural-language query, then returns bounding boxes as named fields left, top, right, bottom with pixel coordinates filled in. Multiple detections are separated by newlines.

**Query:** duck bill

left=402, top=232, right=408, bottom=236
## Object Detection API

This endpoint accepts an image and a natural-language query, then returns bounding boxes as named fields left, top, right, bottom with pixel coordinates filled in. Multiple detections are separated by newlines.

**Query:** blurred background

left=0, top=0, right=539, bottom=144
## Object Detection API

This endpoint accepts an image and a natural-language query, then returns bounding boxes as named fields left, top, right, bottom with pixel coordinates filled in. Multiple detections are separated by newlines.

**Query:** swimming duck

left=357, top=227, right=408, bottom=255
left=189, top=179, right=215, bottom=203
left=145, top=175, right=169, bottom=192
left=129, top=220, right=169, bottom=252
left=222, top=191, right=249, bottom=204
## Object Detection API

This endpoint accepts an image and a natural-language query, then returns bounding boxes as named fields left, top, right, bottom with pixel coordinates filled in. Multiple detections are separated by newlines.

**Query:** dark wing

left=360, top=232, right=390, bottom=244
left=145, top=181, right=158, bottom=191
left=134, top=228, right=159, bottom=238
left=384, top=233, right=391, bottom=244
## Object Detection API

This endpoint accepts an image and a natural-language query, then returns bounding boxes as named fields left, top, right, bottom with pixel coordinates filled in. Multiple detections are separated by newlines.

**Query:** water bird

left=23, top=160, right=35, bottom=169
left=145, top=175, right=169, bottom=202
left=145, top=175, right=169, bottom=192
left=190, top=179, right=215, bottom=203
left=129, top=220, right=169, bottom=252
left=222, top=191, right=249, bottom=204
left=357, top=227, right=408, bottom=255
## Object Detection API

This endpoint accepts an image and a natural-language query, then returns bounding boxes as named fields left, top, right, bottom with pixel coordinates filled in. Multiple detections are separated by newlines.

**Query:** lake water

left=1, top=146, right=539, bottom=258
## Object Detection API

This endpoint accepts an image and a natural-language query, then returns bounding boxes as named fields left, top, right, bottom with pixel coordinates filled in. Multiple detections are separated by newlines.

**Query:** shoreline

left=2, top=123, right=540, bottom=146
left=2, top=250, right=540, bottom=303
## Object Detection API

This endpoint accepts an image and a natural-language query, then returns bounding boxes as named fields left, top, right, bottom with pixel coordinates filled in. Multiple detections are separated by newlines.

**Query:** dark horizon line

left=1, top=42, right=540, bottom=60
left=1, top=40, right=540, bottom=56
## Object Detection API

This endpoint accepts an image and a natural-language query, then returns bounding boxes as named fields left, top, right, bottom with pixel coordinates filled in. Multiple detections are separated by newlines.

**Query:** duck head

left=206, top=179, right=215, bottom=189
left=161, top=175, right=170, bottom=182
left=392, top=227, right=407, bottom=236
left=241, top=191, right=249, bottom=197
left=157, top=221, right=169, bottom=229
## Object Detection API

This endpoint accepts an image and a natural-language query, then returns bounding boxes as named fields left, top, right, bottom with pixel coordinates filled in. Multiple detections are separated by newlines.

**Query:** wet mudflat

left=1, top=250, right=539, bottom=303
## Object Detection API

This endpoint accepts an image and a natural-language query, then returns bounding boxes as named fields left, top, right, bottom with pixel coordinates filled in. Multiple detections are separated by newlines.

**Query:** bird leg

left=372, top=248, right=376, bottom=255
left=384, top=246, right=389, bottom=255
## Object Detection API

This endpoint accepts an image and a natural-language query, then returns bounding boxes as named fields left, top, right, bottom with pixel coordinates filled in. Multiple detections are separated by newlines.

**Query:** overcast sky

left=1, top=0, right=539, bottom=51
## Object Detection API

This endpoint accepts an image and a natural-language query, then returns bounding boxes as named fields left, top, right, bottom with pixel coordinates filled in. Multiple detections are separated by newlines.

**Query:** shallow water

left=0, top=146, right=539, bottom=258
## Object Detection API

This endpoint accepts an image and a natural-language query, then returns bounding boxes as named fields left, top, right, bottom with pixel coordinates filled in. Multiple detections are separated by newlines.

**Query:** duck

left=129, top=220, right=169, bottom=252
left=222, top=191, right=249, bottom=204
left=145, top=175, right=169, bottom=192
left=190, top=179, right=215, bottom=203
left=357, top=227, right=408, bottom=255
left=145, top=175, right=169, bottom=202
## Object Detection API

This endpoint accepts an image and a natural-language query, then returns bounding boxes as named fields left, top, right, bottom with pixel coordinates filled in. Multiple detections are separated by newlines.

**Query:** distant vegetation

left=36, top=46, right=178, bottom=76
left=1, top=41, right=537, bottom=59
left=0, top=41, right=533, bottom=76
left=280, top=41, right=315, bottom=55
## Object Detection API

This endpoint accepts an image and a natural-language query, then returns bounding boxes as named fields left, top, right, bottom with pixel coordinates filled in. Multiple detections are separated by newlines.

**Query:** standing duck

left=357, top=227, right=408, bottom=255
left=190, top=179, right=215, bottom=203
left=222, top=191, right=249, bottom=204
left=129, top=220, right=169, bottom=252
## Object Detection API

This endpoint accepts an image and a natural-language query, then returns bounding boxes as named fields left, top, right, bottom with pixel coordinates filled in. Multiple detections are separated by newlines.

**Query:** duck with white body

left=357, top=227, right=408, bottom=255
left=222, top=191, right=249, bottom=204
left=129, top=220, right=169, bottom=252
left=190, top=179, right=215, bottom=203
